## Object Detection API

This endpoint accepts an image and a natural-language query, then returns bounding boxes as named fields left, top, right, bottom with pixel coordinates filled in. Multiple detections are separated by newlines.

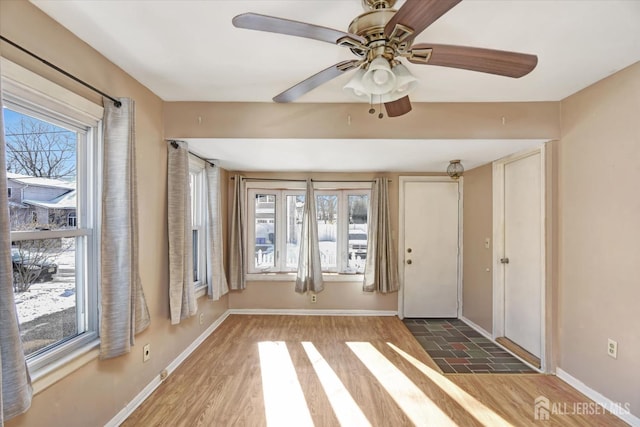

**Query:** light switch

left=484, top=238, right=491, bottom=249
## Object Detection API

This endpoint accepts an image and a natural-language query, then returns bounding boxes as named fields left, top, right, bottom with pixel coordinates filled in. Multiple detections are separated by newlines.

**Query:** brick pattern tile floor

left=403, top=318, right=535, bottom=374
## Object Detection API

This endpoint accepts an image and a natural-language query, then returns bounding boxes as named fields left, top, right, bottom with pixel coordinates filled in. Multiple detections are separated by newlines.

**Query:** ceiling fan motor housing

left=349, top=9, right=397, bottom=60
left=362, top=0, right=397, bottom=10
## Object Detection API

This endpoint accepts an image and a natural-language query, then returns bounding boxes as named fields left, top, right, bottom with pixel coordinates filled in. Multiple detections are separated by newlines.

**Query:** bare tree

left=5, top=116, right=76, bottom=179
left=12, top=236, right=72, bottom=293
left=349, top=195, right=368, bottom=224
left=6, top=114, right=76, bottom=292
left=316, top=195, right=337, bottom=223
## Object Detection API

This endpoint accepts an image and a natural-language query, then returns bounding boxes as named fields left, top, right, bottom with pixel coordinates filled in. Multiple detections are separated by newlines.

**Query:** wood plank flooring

left=122, top=315, right=627, bottom=426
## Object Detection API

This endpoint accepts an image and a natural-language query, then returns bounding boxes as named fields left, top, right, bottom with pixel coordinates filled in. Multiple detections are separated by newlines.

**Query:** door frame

left=397, top=176, right=463, bottom=319
left=492, top=145, right=547, bottom=371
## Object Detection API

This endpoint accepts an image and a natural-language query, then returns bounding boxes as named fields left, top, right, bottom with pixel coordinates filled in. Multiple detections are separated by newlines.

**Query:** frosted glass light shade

left=361, top=57, right=396, bottom=95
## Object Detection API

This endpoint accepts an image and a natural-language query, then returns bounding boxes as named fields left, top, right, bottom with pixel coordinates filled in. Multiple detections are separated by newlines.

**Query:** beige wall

left=227, top=171, right=401, bottom=312
left=558, top=61, right=640, bottom=416
left=461, top=164, right=494, bottom=332
left=2, top=2, right=228, bottom=426
left=164, top=101, right=560, bottom=139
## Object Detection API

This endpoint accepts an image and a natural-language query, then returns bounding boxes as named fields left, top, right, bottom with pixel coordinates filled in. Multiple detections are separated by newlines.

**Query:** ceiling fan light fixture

left=343, top=60, right=417, bottom=105
left=392, top=62, right=418, bottom=93
left=362, top=56, right=396, bottom=94
left=343, top=68, right=370, bottom=100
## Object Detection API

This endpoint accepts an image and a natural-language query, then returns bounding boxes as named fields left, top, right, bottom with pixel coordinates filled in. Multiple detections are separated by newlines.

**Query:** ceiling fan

left=233, top=0, right=537, bottom=118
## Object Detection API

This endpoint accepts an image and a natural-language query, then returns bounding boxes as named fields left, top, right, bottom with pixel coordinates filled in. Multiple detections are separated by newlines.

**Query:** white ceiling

left=31, top=0, right=640, bottom=172
left=187, top=138, right=546, bottom=172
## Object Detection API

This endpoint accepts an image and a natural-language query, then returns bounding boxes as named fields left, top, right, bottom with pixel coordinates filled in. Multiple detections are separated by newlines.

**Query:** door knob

left=407, top=248, right=412, bottom=253
left=406, top=259, right=412, bottom=265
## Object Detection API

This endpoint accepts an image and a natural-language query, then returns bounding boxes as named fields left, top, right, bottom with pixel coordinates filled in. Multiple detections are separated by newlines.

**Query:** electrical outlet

left=311, top=294, right=317, bottom=303
left=607, top=339, right=618, bottom=359
left=143, top=343, right=151, bottom=362
left=199, top=312, right=204, bottom=325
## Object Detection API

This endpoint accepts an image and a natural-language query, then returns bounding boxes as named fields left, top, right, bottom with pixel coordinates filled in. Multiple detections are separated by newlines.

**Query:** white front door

left=400, top=178, right=460, bottom=318
left=502, top=151, right=543, bottom=357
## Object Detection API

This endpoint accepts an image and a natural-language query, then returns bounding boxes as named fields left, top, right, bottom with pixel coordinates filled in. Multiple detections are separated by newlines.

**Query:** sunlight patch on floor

left=258, top=341, right=313, bottom=427
left=387, top=342, right=514, bottom=427
left=347, top=342, right=457, bottom=427
left=301, top=342, right=372, bottom=427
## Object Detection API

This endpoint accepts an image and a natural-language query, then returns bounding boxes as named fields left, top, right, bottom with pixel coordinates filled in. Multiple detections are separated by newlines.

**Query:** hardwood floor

left=122, top=315, right=627, bottom=426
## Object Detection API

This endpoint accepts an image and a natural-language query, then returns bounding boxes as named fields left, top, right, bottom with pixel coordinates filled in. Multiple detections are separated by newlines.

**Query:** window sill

left=195, top=284, right=208, bottom=299
left=30, top=338, right=100, bottom=395
left=246, top=273, right=364, bottom=282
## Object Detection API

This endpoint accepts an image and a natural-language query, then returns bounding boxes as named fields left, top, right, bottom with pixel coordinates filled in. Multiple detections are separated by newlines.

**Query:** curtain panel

left=167, top=141, right=197, bottom=324
left=363, top=177, right=399, bottom=293
left=228, top=175, right=246, bottom=290
left=295, top=179, right=324, bottom=294
left=205, top=164, right=229, bottom=300
left=0, top=78, right=33, bottom=424
left=100, top=98, right=150, bottom=359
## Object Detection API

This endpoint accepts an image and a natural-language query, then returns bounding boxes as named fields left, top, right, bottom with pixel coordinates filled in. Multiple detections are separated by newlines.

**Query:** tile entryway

left=403, top=318, right=535, bottom=374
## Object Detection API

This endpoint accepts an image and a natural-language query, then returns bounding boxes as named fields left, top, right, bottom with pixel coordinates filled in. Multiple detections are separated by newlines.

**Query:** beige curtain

left=228, top=175, right=246, bottom=290
left=295, top=179, right=324, bottom=293
left=205, top=164, right=229, bottom=300
left=167, top=141, right=197, bottom=324
left=100, top=98, right=150, bottom=359
left=363, top=178, right=399, bottom=293
left=1, top=79, right=33, bottom=423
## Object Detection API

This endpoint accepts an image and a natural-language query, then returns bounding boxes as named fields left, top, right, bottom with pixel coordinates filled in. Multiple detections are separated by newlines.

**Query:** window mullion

left=338, top=191, right=347, bottom=273
left=276, top=190, right=285, bottom=271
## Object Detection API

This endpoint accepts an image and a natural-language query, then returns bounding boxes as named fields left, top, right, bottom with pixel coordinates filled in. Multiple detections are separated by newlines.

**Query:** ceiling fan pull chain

left=369, top=95, right=375, bottom=115
left=378, top=96, right=384, bottom=119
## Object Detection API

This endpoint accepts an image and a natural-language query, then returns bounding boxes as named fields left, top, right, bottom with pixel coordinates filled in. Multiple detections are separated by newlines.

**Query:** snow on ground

left=13, top=247, right=76, bottom=325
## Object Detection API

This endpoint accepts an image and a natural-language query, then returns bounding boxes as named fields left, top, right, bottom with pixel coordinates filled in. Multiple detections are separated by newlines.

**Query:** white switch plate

left=608, top=339, right=618, bottom=359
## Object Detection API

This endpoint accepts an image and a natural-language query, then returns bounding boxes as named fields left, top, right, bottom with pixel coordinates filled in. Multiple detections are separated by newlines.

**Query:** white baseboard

left=105, top=309, right=232, bottom=427
left=556, top=368, right=639, bottom=426
left=228, top=308, right=398, bottom=316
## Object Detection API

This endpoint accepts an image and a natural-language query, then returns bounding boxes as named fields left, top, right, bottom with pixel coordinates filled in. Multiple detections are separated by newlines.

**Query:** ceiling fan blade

left=233, top=13, right=366, bottom=46
left=409, top=43, right=538, bottom=78
left=384, top=96, right=412, bottom=117
left=273, top=60, right=361, bottom=103
left=384, top=0, right=462, bottom=43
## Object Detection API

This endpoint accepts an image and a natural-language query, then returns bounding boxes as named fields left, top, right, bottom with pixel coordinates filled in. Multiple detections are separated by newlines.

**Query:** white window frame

left=2, top=57, right=103, bottom=389
left=188, top=156, right=207, bottom=297
left=343, top=189, right=371, bottom=273
left=246, top=181, right=371, bottom=280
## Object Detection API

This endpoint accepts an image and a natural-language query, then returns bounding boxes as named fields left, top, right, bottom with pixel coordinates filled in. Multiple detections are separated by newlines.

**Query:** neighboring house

left=6, top=172, right=76, bottom=230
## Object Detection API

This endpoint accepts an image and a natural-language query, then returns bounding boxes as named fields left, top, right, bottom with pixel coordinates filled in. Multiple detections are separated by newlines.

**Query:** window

left=189, top=157, right=206, bottom=293
left=3, top=58, right=102, bottom=375
left=67, top=212, right=77, bottom=227
left=247, top=182, right=370, bottom=275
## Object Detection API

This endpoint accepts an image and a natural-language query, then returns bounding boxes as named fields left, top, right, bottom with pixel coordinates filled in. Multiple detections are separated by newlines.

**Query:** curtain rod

left=169, top=140, right=216, bottom=167
left=0, top=35, right=122, bottom=108
left=230, top=177, right=390, bottom=183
